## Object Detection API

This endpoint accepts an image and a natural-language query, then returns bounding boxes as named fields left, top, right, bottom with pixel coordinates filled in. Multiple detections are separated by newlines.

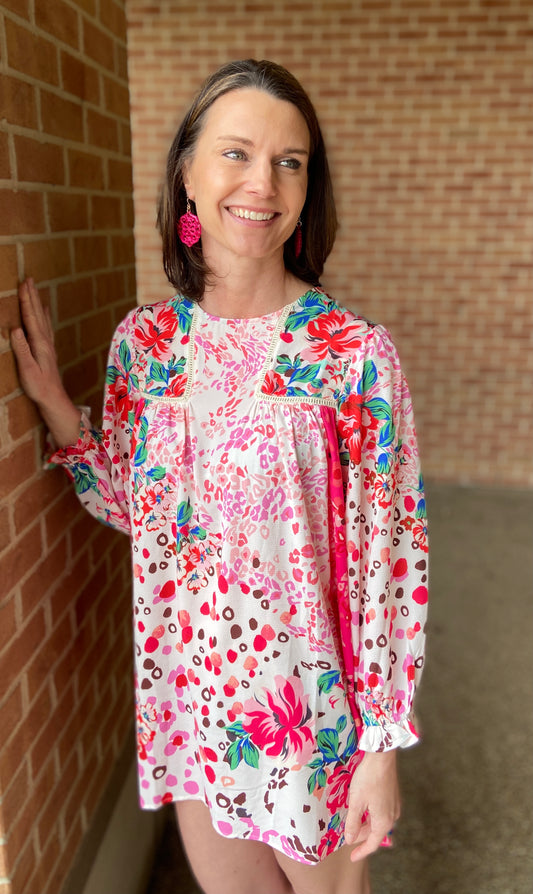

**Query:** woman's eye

left=278, top=158, right=302, bottom=170
left=223, top=149, right=247, bottom=161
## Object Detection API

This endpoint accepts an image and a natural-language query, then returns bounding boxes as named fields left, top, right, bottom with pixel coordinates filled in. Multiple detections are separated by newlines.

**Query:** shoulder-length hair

left=157, top=59, right=338, bottom=300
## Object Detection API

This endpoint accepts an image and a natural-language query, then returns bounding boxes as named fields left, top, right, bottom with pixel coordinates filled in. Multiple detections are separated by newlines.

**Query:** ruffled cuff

left=357, top=692, right=420, bottom=752
left=44, top=407, right=99, bottom=468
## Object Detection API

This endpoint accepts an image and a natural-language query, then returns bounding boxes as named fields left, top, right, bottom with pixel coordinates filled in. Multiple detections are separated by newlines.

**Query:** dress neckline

left=193, top=288, right=321, bottom=323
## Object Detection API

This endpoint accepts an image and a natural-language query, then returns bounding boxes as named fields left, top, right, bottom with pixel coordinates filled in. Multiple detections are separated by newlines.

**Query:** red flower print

left=302, top=311, right=363, bottom=362
left=325, top=753, right=362, bottom=813
left=262, top=370, right=286, bottom=395
left=373, top=473, right=396, bottom=508
left=106, top=372, right=130, bottom=423
left=243, top=675, right=315, bottom=764
left=135, top=306, right=178, bottom=361
left=412, top=519, right=429, bottom=552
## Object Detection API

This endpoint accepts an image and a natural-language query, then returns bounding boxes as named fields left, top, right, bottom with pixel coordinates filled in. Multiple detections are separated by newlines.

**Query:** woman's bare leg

left=174, top=801, right=293, bottom=894
left=274, top=845, right=371, bottom=894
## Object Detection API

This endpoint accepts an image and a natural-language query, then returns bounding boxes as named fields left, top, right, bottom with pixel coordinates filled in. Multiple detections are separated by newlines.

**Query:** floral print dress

left=50, top=288, right=428, bottom=864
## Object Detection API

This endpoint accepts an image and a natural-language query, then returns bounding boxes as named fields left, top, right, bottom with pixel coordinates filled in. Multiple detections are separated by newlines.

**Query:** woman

left=12, top=60, right=428, bottom=894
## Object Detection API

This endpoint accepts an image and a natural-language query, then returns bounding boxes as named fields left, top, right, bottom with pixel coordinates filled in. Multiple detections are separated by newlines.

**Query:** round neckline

left=193, top=287, right=320, bottom=323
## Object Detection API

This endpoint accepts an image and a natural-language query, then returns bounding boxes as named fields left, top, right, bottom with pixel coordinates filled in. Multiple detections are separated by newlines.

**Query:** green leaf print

left=317, top=670, right=341, bottom=694
left=72, top=462, right=100, bottom=495
left=224, top=722, right=260, bottom=770
left=361, top=360, right=378, bottom=393
left=176, top=499, right=193, bottom=526
left=364, top=397, right=392, bottom=421
left=378, top=420, right=396, bottom=448
left=118, top=339, right=132, bottom=373
left=316, top=728, right=340, bottom=763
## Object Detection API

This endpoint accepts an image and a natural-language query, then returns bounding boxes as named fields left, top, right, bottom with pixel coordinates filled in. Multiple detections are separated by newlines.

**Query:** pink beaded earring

left=294, top=217, right=303, bottom=258
left=177, top=198, right=202, bottom=247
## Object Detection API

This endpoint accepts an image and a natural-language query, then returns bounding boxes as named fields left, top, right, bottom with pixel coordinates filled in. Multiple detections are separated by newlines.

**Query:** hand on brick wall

left=11, top=278, right=82, bottom=448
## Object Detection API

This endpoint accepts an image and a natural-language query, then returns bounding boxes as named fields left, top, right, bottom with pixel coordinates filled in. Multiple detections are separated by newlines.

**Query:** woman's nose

left=245, top=159, right=276, bottom=197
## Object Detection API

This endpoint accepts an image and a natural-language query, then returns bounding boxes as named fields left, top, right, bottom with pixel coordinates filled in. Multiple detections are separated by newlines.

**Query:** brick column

left=0, top=2, right=136, bottom=892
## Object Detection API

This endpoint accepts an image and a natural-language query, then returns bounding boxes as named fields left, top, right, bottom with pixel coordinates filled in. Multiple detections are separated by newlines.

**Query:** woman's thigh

left=274, top=845, right=371, bottom=894
left=174, top=800, right=293, bottom=894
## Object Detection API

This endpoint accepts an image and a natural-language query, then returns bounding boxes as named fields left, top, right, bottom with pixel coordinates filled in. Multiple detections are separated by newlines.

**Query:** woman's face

left=182, top=88, right=310, bottom=269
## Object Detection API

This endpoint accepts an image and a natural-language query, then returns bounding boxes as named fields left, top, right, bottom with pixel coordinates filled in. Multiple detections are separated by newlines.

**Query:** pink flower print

left=164, top=728, right=190, bottom=757
left=141, top=481, right=173, bottom=515
left=300, top=311, right=363, bottom=362
left=158, top=701, right=176, bottom=733
left=243, top=675, right=315, bottom=765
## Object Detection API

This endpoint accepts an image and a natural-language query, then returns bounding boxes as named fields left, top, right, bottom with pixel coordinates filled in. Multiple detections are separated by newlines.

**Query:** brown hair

left=157, top=59, right=338, bottom=300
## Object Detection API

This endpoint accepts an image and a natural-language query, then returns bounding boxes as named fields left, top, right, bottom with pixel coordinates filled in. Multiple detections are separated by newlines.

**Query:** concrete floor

left=145, top=483, right=533, bottom=894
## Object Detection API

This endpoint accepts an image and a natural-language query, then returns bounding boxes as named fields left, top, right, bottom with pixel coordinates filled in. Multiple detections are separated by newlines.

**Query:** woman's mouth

left=227, top=207, right=277, bottom=221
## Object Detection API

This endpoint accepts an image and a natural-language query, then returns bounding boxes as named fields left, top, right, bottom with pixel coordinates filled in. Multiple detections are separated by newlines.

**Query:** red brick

left=0, top=189, right=45, bottom=237
left=0, top=598, right=17, bottom=654
left=61, top=51, right=100, bottom=104
left=48, top=191, right=89, bottom=233
left=3, top=828, right=35, bottom=894
left=68, top=148, right=105, bottom=190
left=83, top=19, right=115, bottom=70
left=6, top=392, right=42, bottom=441
left=54, top=320, right=80, bottom=367
left=1, top=0, right=30, bottom=15
left=50, top=549, right=90, bottom=626
left=24, top=238, right=72, bottom=282
left=0, top=523, right=43, bottom=596
left=27, top=618, right=73, bottom=708
left=20, top=536, right=68, bottom=614
left=0, top=503, right=10, bottom=549
left=0, top=685, right=23, bottom=751
left=56, top=276, right=94, bottom=321
left=0, top=440, right=37, bottom=502
left=41, top=89, right=84, bottom=143
left=100, top=0, right=127, bottom=39
left=91, top=194, right=122, bottom=230
left=61, top=352, right=101, bottom=403
left=15, top=135, right=65, bottom=185
left=111, top=234, right=135, bottom=267
left=5, top=19, right=59, bottom=86
left=74, top=234, right=109, bottom=273
left=0, top=131, right=9, bottom=179
left=0, top=244, right=18, bottom=294
left=86, top=108, right=120, bottom=152
left=108, top=158, right=133, bottom=192
left=0, top=74, right=38, bottom=129
left=93, top=269, right=126, bottom=307
left=44, top=487, right=83, bottom=549
left=80, top=308, right=114, bottom=352
left=103, top=75, right=131, bottom=118
left=35, top=0, right=79, bottom=49
left=0, top=349, right=19, bottom=399
left=33, top=825, right=62, bottom=894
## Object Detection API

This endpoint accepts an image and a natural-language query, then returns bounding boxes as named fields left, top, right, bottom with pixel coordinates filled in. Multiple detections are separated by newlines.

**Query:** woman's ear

left=181, top=161, right=194, bottom=201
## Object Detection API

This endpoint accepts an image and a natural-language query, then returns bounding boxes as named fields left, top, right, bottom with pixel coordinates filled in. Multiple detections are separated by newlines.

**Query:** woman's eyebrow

left=216, top=134, right=309, bottom=155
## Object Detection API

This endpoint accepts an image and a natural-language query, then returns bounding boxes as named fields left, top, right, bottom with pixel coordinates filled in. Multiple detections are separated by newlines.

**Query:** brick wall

left=126, top=0, right=533, bottom=487
left=0, top=2, right=136, bottom=892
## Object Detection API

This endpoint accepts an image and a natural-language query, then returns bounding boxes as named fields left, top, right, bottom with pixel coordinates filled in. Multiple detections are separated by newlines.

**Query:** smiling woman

left=11, top=59, right=427, bottom=894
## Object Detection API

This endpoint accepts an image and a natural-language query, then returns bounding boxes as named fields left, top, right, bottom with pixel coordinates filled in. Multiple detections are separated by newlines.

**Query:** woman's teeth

left=229, top=208, right=276, bottom=221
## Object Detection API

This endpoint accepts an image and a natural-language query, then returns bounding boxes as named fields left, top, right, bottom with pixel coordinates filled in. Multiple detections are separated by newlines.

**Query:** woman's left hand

left=344, top=750, right=401, bottom=862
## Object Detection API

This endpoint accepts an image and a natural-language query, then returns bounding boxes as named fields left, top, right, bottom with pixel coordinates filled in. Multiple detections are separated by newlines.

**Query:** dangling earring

left=294, top=217, right=303, bottom=258
left=177, top=198, right=201, bottom=247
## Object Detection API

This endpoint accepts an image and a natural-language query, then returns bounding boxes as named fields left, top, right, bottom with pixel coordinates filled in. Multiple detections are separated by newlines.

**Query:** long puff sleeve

left=46, top=310, right=140, bottom=536
left=338, top=323, right=428, bottom=752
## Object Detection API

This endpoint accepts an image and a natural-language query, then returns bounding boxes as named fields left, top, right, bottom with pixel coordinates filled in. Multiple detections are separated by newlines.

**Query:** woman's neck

left=200, top=256, right=305, bottom=319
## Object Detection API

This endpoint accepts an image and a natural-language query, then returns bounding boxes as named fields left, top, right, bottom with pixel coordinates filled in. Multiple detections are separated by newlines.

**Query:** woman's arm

left=10, top=278, right=81, bottom=447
